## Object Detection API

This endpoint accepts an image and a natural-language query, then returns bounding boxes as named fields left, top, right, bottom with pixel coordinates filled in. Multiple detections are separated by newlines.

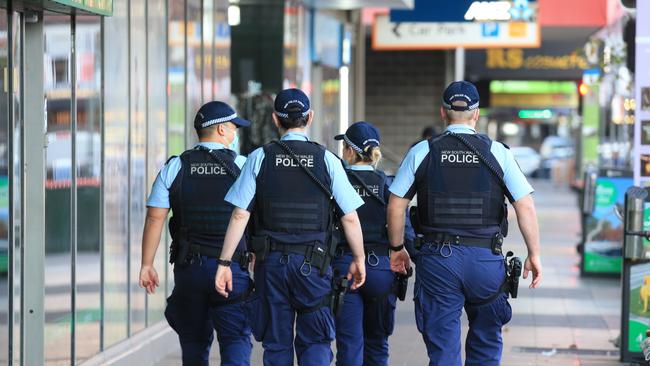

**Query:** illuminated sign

left=518, top=109, right=553, bottom=119
left=51, top=0, right=113, bottom=16
left=486, top=48, right=588, bottom=70
left=490, top=80, right=577, bottom=94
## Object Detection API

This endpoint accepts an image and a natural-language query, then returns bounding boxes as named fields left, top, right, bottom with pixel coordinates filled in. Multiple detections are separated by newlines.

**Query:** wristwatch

left=389, top=244, right=405, bottom=252
left=217, top=259, right=232, bottom=267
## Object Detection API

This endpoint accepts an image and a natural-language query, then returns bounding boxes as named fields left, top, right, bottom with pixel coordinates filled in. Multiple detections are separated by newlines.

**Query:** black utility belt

left=250, top=235, right=335, bottom=276
left=188, top=244, right=251, bottom=267
left=416, top=233, right=504, bottom=255
left=336, top=245, right=390, bottom=257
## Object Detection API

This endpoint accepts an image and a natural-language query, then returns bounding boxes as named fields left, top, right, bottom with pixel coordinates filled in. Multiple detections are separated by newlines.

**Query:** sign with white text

left=372, top=14, right=540, bottom=50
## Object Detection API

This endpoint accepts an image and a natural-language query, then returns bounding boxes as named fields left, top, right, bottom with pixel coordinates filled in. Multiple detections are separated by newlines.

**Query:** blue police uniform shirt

left=225, top=132, right=364, bottom=215
left=390, top=124, right=534, bottom=201
left=146, top=142, right=247, bottom=208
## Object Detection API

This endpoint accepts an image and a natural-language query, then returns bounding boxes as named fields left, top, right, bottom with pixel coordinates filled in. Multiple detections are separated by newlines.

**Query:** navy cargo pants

left=245, top=251, right=335, bottom=366
left=333, top=253, right=397, bottom=366
left=165, top=257, right=253, bottom=365
left=414, top=244, right=512, bottom=366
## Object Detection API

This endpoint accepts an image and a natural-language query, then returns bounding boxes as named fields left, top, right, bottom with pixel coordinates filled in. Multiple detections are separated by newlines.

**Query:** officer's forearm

left=512, top=195, right=540, bottom=257
left=141, top=207, right=169, bottom=267
left=220, top=208, right=251, bottom=261
left=387, top=194, right=409, bottom=247
left=340, top=211, right=365, bottom=260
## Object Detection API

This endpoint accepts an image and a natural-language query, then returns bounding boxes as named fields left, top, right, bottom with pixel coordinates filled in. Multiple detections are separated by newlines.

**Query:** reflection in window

left=75, top=15, right=102, bottom=363
left=0, top=8, right=10, bottom=365
left=43, top=13, right=72, bottom=365
left=103, top=0, right=130, bottom=347
left=168, top=0, right=186, bottom=156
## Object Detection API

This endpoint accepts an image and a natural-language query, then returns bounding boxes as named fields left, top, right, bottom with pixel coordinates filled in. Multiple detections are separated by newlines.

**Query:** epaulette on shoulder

left=165, top=155, right=178, bottom=165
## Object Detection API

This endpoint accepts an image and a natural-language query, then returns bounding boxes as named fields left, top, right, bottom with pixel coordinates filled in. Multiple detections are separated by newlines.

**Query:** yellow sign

left=486, top=48, right=588, bottom=70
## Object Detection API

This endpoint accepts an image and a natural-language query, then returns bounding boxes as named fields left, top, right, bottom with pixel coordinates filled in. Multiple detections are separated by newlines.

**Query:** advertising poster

left=583, top=176, right=632, bottom=274
left=628, top=262, right=650, bottom=353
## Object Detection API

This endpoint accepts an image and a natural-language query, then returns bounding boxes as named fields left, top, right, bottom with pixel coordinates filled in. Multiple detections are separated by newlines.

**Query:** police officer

left=332, top=121, right=414, bottom=366
left=214, top=88, right=367, bottom=366
left=386, top=81, right=543, bottom=366
left=139, top=101, right=253, bottom=366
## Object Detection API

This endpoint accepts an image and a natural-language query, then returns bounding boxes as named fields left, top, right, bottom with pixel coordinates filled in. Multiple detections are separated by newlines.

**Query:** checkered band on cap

left=275, top=110, right=311, bottom=119
left=201, top=113, right=238, bottom=128
left=442, top=100, right=480, bottom=111
left=343, top=134, right=364, bottom=154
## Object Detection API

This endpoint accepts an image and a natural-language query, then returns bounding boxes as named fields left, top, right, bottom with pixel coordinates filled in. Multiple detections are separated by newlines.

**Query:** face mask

left=229, top=129, right=240, bottom=152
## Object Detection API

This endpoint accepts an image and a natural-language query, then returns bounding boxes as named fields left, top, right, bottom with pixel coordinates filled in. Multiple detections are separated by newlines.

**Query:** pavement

left=160, top=179, right=626, bottom=365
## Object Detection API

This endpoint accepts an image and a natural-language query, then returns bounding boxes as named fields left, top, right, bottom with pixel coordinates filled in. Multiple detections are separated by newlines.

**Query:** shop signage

left=372, top=14, right=539, bottom=50
left=466, top=42, right=589, bottom=79
left=51, top=0, right=113, bottom=16
left=391, top=0, right=536, bottom=23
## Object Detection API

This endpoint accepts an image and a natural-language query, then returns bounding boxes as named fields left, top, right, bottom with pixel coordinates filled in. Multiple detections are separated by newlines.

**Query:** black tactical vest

left=168, top=147, right=244, bottom=250
left=343, top=168, right=389, bottom=246
left=414, top=133, right=507, bottom=238
left=253, top=140, right=332, bottom=244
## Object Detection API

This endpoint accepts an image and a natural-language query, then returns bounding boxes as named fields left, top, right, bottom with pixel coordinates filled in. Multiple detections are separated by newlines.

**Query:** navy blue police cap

left=274, top=88, right=311, bottom=119
left=194, top=101, right=251, bottom=130
left=334, top=121, right=381, bottom=154
left=442, top=81, right=480, bottom=112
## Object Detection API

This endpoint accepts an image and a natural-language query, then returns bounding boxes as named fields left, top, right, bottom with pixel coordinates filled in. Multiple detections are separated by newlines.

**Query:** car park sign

left=372, top=13, right=540, bottom=50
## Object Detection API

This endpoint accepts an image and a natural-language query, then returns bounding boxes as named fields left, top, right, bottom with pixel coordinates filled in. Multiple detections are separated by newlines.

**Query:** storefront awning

left=23, top=0, right=112, bottom=16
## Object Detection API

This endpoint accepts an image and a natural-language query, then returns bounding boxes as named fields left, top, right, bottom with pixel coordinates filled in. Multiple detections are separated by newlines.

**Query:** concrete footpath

left=160, top=180, right=624, bottom=365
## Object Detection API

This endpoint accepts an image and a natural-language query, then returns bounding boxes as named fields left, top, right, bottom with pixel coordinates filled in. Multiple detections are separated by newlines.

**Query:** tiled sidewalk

left=161, top=180, right=624, bottom=365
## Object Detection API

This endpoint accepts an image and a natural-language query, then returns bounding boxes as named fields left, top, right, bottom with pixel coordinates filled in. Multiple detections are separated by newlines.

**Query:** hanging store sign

left=372, top=14, right=539, bottom=50
left=50, top=0, right=113, bottom=16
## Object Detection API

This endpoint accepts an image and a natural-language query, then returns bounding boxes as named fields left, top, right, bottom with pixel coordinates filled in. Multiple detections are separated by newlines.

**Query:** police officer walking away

left=214, top=88, right=367, bottom=366
left=386, top=81, right=543, bottom=366
left=139, top=101, right=253, bottom=365
left=333, top=121, right=413, bottom=366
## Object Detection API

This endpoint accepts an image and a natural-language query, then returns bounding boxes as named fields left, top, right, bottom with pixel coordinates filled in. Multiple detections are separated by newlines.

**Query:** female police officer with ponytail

left=333, top=121, right=414, bottom=366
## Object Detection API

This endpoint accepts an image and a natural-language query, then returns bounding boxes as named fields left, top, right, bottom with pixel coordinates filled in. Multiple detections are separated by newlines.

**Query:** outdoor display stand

left=621, top=186, right=650, bottom=362
left=581, top=169, right=633, bottom=276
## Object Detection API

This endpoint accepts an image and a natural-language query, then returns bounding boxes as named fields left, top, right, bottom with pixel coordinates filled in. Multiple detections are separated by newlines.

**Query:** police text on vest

left=275, top=154, right=315, bottom=168
left=440, top=150, right=479, bottom=164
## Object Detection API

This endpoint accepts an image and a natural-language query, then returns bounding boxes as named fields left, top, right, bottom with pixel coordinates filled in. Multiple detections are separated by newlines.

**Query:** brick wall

left=364, top=39, right=447, bottom=170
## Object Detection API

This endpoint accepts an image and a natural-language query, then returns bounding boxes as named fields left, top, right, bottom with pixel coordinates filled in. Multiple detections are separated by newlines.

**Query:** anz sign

left=391, top=0, right=536, bottom=23
left=464, top=0, right=534, bottom=22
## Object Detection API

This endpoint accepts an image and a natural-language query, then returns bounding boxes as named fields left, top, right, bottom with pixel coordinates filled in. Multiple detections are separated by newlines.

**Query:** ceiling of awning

left=304, top=0, right=413, bottom=10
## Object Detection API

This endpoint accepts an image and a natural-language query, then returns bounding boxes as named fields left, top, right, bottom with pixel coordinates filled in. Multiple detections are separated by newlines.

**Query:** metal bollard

left=624, top=187, right=648, bottom=260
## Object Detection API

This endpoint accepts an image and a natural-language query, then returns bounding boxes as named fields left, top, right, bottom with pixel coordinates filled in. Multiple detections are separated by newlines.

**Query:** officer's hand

left=139, top=265, right=160, bottom=294
left=390, top=248, right=411, bottom=275
left=523, top=255, right=542, bottom=289
left=347, top=257, right=366, bottom=290
left=215, top=265, right=233, bottom=297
